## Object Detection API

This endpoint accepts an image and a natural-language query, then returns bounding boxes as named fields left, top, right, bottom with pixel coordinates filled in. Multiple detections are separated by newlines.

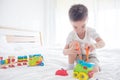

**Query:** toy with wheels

left=73, top=43, right=95, bottom=80
left=73, top=60, right=95, bottom=80
left=29, top=54, right=44, bottom=66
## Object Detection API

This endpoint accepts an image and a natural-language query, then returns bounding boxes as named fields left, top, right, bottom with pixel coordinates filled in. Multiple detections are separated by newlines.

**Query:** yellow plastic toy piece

left=5, top=59, right=8, bottom=64
left=78, top=72, right=88, bottom=80
left=73, top=72, right=79, bottom=78
left=39, top=57, right=43, bottom=61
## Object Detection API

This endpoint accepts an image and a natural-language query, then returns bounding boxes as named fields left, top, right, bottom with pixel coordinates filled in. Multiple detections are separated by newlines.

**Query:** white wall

left=0, top=0, right=57, bottom=47
left=0, top=0, right=45, bottom=32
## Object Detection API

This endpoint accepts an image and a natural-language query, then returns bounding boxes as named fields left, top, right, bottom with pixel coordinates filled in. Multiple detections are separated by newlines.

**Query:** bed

left=0, top=27, right=120, bottom=80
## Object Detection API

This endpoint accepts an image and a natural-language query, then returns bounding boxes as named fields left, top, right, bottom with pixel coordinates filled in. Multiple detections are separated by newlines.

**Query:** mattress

left=0, top=48, right=120, bottom=80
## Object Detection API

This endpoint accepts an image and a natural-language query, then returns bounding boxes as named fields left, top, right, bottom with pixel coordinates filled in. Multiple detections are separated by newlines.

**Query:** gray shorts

left=76, top=54, right=100, bottom=67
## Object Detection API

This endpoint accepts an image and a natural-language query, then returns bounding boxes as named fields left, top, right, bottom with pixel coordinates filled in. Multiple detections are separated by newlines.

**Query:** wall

left=0, top=0, right=45, bottom=32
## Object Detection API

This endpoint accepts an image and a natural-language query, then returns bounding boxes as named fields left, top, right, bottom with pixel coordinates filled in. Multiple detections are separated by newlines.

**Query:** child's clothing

left=66, top=27, right=99, bottom=54
left=66, top=27, right=100, bottom=67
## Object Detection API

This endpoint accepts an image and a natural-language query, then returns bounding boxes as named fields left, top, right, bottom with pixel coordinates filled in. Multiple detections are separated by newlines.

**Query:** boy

left=63, top=4, right=105, bottom=73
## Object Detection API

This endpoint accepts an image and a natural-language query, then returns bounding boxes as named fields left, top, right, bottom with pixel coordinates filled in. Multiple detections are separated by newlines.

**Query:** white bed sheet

left=0, top=48, right=120, bottom=80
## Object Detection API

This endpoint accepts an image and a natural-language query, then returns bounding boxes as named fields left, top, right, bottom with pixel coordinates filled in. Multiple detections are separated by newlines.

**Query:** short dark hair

left=69, top=4, right=88, bottom=21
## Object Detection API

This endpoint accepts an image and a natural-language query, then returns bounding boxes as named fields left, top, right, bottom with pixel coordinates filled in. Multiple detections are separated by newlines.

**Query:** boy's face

left=71, top=19, right=87, bottom=34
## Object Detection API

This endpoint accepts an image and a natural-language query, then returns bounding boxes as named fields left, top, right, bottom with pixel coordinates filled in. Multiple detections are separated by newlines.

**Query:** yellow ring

left=73, top=72, right=79, bottom=78
left=78, top=72, right=88, bottom=80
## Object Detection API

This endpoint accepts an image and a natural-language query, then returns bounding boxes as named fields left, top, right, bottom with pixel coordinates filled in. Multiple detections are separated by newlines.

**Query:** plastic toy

left=85, top=47, right=89, bottom=62
left=17, top=56, right=23, bottom=66
left=0, top=57, right=8, bottom=69
left=0, top=56, right=15, bottom=69
left=55, top=68, right=68, bottom=76
left=73, top=46, right=95, bottom=80
left=73, top=60, right=95, bottom=80
left=29, top=54, right=44, bottom=66
left=23, top=56, right=28, bottom=65
left=75, top=42, right=82, bottom=60
left=8, top=56, right=15, bottom=67
left=17, top=56, right=28, bottom=66
left=0, top=54, right=44, bottom=69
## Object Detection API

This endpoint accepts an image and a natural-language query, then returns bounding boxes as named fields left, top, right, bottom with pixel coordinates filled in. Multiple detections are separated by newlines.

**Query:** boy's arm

left=63, top=44, right=69, bottom=55
left=94, top=37, right=105, bottom=49
left=89, top=28, right=105, bottom=49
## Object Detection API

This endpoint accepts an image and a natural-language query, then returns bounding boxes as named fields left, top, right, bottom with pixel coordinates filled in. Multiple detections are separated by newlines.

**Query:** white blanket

left=0, top=48, right=120, bottom=80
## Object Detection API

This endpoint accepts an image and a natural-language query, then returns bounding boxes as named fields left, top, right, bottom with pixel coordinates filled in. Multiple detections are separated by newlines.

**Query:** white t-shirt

left=66, top=27, right=99, bottom=55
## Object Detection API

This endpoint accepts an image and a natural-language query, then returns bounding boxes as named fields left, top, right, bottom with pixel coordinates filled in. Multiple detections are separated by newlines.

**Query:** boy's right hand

left=63, top=41, right=81, bottom=55
left=69, top=47, right=81, bottom=54
left=64, top=46, right=81, bottom=55
left=68, top=41, right=81, bottom=54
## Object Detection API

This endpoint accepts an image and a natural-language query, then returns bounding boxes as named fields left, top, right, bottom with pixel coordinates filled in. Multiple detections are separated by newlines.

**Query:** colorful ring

left=78, top=72, right=88, bottom=80
left=73, top=72, right=79, bottom=78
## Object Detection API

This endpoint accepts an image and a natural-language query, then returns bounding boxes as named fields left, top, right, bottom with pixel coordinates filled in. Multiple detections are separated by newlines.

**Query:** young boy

left=63, top=4, right=105, bottom=73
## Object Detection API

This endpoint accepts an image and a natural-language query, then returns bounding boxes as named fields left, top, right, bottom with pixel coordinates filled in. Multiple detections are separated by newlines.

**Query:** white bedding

left=0, top=48, right=120, bottom=80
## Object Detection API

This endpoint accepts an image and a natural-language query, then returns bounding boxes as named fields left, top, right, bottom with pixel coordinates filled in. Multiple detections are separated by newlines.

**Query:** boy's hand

left=69, top=45, right=81, bottom=54
left=85, top=43, right=96, bottom=52
left=63, top=41, right=81, bottom=55
left=63, top=48, right=81, bottom=55
left=63, top=45, right=81, bottom=55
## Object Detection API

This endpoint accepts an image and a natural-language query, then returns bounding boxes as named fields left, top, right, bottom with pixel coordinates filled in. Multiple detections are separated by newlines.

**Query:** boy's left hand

left=85, top=43, right=96, bottom=52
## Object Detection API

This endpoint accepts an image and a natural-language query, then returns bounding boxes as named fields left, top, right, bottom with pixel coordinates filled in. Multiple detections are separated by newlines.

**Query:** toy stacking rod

left=75, top=42, right=82, bottom=60
left=85, top=47, right=89, bottom=62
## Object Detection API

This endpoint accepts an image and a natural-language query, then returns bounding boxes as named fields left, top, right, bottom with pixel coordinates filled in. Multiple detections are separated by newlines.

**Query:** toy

left=8, top=56, right=15, bottom=67
left=73, top=46, right=95, bottom=80
left=75, top=42, right=82, bottom=60
left=0, top=56, right=16, bottom=68
left=0, top=54, right=44, bottom=69
left=73, top=60, right=95, bottom=80
left=85, top=47, right=89, bottom=62
left=55, top=68, right=68, bottom=76
left=17, top=56, right=23, bottom=66
left=23, top=56, right=28, bottom=65
left=29, top=54, right=44, bottom=66
left=0, top=57, right=7, bottom=69
left=17, top=56, right=28, bottom=66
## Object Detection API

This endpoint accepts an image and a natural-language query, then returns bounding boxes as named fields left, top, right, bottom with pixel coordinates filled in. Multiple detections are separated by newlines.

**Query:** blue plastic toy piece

left=77, top=60, right=95, bottom=68
left=39, top=62, right=44, bottom=66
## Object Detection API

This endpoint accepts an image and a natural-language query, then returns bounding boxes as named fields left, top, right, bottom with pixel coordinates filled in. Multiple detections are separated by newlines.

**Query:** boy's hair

left=69, top=4, right=88, bottom=21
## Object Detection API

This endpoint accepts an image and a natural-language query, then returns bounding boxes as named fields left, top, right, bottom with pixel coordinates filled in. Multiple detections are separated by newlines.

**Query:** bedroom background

left=0, top=0, right=120, bottom=80
left=0, top=0, right=120, bottom=51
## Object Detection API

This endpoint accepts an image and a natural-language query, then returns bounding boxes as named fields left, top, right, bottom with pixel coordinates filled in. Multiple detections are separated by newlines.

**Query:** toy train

left=0, top=54, right=44, bottom=69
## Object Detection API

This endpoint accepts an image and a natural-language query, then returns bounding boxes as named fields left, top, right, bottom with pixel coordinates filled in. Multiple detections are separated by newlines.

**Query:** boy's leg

left=88, top=54, right=100, bottom=73
left=68, top=54, right=77, bottom=70
left=67, top=41, right=78, bottom=70
left=68, top=54, right=77, bottom=64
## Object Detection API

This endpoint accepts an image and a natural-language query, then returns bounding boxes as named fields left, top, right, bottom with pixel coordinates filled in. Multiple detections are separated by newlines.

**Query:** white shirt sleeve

left=88, top=28, right=100, bottom=40
left=66, top=31, right=74, bottom=45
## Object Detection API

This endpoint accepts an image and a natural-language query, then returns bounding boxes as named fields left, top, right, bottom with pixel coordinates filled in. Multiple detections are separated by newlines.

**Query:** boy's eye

left=82, top=24, right=86, bottom=28
left=74, top=26, right=77, bottom=29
